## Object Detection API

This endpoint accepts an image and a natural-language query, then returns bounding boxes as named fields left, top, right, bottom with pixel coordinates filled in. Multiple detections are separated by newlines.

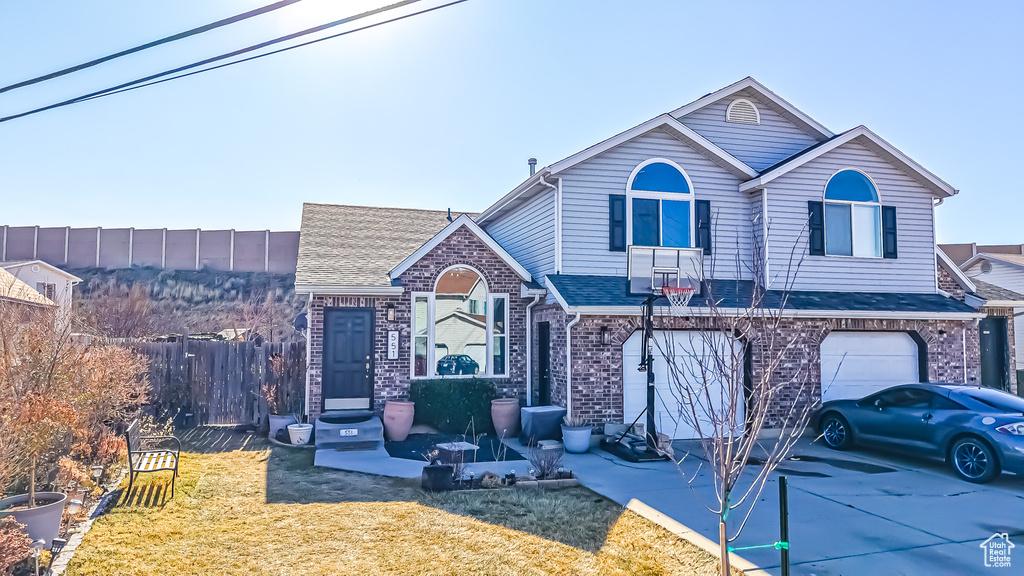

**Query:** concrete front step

left=315, top=416, right=384, bottom=451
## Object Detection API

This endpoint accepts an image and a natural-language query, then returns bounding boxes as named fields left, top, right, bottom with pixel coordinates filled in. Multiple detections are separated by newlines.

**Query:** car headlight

left=995, top=422, right=1024, bottom=436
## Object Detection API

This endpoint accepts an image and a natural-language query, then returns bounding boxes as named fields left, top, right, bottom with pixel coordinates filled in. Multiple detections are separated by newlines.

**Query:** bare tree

left=649, top=216, right=823, bottom=575
left=83, top=282, right=155, bottom=338
left=225, top=291, right=286, bottom=342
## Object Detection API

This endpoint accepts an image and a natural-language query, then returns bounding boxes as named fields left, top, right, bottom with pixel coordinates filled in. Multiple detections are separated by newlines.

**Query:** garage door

left=623, top=331, right=743, bottom=440
left=820, top=332, right=919, bottom=402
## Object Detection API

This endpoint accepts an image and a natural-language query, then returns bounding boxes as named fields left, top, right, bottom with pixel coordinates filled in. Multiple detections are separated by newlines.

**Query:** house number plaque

left=387, top=331, right=399, bottom=360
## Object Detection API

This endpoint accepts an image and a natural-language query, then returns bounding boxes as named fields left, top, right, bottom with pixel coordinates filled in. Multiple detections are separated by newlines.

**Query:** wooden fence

left=121, top=338, right=305, bottom=426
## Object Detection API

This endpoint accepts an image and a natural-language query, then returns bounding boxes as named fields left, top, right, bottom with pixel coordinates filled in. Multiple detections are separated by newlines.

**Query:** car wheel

left=820, top=413, right=852, bottom=450
left=950, top=437, right=1000, bottom=483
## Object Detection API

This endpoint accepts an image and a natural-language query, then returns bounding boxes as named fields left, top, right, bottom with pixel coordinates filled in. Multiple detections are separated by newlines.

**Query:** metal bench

left=125, top=419, right=180, bottom=498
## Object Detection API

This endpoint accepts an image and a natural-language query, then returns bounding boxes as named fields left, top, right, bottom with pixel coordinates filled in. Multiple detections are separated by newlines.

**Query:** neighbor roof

left=544, top=275, right=979, bottom=319
left=0, top=266, right=54, bottom=306
left=295, top=204, right=475, bottom=293
left=962, top=252, right=1024, bottom=271
left=0, top=260, right=82, bottom=283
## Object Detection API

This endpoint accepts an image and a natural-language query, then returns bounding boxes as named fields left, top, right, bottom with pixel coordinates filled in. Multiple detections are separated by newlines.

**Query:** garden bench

left=125, top=420, right=181, bottom=498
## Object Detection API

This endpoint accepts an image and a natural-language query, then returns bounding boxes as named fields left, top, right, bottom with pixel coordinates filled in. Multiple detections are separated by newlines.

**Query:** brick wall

left=937, top=263, right=967, bottom=301
left=538, top=311, right=982, bottom=427
left=307, top=225, right=528, bottom=421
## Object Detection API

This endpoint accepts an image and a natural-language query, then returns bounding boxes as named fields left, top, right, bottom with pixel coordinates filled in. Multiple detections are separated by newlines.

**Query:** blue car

left=814, top=383, right=1024, bottom=483
left=436, top=354, right=480, bottom=376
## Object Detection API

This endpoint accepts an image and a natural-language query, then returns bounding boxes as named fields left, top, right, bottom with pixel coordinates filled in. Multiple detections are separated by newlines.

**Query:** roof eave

left=294, top=285, right=404, bottom=296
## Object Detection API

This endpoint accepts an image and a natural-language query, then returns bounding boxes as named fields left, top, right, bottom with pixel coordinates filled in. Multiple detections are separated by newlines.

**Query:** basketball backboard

left=627, top=246, right=703, bottom=295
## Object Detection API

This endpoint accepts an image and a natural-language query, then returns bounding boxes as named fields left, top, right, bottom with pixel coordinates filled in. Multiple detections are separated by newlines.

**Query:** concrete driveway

left=561, top=438, right=1023, bottom=575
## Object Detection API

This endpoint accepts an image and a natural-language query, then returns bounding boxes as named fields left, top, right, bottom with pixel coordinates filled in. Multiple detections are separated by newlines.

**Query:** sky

left=0, top=0, right=1021, bottom=244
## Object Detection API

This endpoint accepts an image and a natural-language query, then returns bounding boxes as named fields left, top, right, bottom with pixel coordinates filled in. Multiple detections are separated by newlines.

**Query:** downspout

left=538, top=174, right=561, bottom=274
left=305, top=292, right=313, bottom=421
left=524, top=293, right=543, bottom=407
left=962, top=325, right=968, bottom=384
left=565, top=312, right=581, bottom=418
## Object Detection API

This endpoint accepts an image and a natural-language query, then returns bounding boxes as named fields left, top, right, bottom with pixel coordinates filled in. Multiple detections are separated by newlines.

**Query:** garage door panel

left=623, top=331, right=743, bottom=440
left=820, top=332, right=919, bottom=403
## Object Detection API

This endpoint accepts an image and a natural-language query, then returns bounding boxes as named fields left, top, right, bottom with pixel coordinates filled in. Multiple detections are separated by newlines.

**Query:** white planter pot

left=287, top=423, right=313, bottom=445
left=0, top=492, right=68, bottom=547
left=561, top=425, right=593, bottom=454
left=269, top=414, right=296, bottom=440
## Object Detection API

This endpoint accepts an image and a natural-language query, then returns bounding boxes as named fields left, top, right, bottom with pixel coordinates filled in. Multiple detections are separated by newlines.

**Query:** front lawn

left=65, top=428, right=735, bottom=575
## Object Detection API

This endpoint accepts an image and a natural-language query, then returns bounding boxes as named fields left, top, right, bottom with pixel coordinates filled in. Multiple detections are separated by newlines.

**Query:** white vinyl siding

left=483, top=189, right=556, bottom=278
left=559, top=130, right=751, bottom=280
left=765, top=140, right=937, bottom=293
left=676, top=90, right=823, bottom=171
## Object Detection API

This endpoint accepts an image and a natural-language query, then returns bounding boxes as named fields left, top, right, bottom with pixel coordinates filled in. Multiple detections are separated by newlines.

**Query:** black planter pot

left=421, top=464, right=454, bottom=491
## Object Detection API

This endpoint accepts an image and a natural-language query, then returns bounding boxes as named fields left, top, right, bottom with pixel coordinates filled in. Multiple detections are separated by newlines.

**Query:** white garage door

left=820, top=332, right=919, bottom=402
left=623, top=331, right=743, bottom=440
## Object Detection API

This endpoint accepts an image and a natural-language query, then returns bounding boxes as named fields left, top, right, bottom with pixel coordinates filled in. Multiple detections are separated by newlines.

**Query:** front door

left=538, top=322, right=551, bottom=405
left=322, top=308, right=374, bottom=411
left=979, top=316, right=1009, bottom=391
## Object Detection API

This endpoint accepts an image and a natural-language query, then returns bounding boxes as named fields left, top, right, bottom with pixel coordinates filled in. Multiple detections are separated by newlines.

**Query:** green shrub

left=409, top=378, right=495, bottom=434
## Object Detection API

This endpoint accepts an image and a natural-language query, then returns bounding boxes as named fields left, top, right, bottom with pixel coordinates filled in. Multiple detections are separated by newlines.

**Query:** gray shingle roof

left=546, top=275, right=978, bottom=314
left=295, top=203, right=475, bottom=288
left=972, top=279, right=1024, bottom=303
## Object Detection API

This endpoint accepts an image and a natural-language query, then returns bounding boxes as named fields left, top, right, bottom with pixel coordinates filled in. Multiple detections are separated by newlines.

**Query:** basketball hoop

left=661, top=285, right=695, bottom=316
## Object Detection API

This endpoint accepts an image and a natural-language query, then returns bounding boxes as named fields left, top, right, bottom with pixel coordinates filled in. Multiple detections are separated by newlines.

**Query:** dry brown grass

left=65, top=428, right=736, bottom=576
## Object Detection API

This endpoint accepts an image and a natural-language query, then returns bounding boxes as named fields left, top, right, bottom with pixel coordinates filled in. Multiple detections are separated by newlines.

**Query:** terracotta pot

left=0, top=492, right=68, bottom=547
left=383, top=400, right=415, bottom=442
left=491, top=398, right=520, bottom=438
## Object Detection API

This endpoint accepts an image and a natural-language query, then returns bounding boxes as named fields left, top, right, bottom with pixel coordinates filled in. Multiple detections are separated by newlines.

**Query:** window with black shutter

left=609, top=194, right=626, bottom=252
left=808, top=201, right=825, bottom=256
left=882, top=206, right=898, bottom=259
left=695, top=200, right=711, bottom=255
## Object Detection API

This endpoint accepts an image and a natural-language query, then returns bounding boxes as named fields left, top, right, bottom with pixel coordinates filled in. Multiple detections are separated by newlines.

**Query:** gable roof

left=389, top=214, right=532, bottom=282
left=477, top=114, right=758, bottom=224
left=0, top=266, right=55, bottom=307
left=936, top=246, right=976, bottom=293
left=0, top=260, right=82, bottom=283
left=295, top=203, right=475, bottom=294
left=670, top=77, right=834, bottom=140
left=738, top=126, right=957, bottom=197
left=962, top=252, right=1024, bottom=272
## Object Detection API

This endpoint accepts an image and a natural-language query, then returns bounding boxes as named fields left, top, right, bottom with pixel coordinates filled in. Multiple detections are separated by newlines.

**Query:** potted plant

left=561, top=416, right=592, bottom=454
left=287, top=403, right=312, bottom=445
left=263, top=380, right=296, bottom=441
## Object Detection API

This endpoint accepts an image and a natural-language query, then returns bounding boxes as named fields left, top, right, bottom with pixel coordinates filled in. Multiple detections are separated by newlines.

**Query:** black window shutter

left=609, top=194, right=626, bottom=252
left=695, top=199, right=712, bottom=255
left=882, top=205, right=898, bottom=259
left=808, top=201, right=825, bottom=256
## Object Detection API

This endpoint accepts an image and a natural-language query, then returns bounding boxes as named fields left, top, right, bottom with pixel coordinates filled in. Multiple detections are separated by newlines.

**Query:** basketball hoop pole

left=643, top=294, right=658, bottom=452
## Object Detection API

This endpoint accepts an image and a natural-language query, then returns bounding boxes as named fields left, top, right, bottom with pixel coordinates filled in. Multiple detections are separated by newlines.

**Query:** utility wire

left=74, top=0, right=469, bottom=107
left=0, top=0, right=302, bottom=95
left=1, top=0, right=452, bottom=125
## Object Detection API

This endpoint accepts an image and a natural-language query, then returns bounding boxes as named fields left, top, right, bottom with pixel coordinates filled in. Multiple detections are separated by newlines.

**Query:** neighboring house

left=298, top=78, right=986, bottom=436
left=0, top=265, right=55, bottom=309
left=940, top=244, right=1024, bottom=391
left=0, top=259, right=81, bottom=318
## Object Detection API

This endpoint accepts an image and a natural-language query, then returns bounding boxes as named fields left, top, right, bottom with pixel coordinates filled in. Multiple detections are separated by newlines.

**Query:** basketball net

left=661, top=285, right=695, bottom=316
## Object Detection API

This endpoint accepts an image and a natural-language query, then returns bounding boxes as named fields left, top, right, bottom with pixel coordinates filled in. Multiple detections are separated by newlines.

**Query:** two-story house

left=296, top=78, right=983, bottom=439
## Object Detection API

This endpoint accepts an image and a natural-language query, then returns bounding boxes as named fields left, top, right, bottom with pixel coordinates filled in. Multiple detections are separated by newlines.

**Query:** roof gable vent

left=726, top=98, right=760, bottom=125
left=981, top=260, right=993, bottom=274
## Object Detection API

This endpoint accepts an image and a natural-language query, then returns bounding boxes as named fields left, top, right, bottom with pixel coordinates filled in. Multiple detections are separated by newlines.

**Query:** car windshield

left=958, top=388, right=1024, bottom=413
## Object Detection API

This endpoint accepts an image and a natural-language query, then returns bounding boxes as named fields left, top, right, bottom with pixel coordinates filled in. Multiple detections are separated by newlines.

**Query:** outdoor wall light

left=600, top=326, right=611, bottom=345
left=386, top=304, right=396, bottom=322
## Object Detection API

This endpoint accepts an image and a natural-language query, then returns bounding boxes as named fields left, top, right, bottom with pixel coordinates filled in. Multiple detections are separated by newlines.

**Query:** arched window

left=626, top=159, right=695, bottom=248
left=824, top=169, right=882, bottom=257
left=411, top=265, right=508, bottom=378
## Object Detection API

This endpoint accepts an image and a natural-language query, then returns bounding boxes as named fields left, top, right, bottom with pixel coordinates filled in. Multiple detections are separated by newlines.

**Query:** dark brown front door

left=538, top=321, right=551, bottom=405
left=322, top=308, right=374, bottom=411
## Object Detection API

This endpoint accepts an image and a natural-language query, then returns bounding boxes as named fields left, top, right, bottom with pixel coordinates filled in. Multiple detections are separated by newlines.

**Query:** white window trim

left=410, top=266, right=509, bottom=380
left=823, top=168, right=883, bottom=259
left=624, top=158, right=696, bottom=248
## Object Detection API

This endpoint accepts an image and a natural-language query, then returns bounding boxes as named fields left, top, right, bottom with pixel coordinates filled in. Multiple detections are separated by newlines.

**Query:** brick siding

left=307, top=225, right=528, bottom=421
left=937, top=263, right=967, bottom=301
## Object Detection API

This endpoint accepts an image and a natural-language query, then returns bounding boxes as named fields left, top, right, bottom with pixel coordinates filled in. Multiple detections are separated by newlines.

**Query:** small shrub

left=409, top=378, right=495, bottom=433
left=0, top=517, right=31, bottom=575
left=527, top=446, right=564, bottom=480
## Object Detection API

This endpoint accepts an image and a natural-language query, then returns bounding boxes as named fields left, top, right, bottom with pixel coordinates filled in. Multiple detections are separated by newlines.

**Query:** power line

left=0, top=0, right=302, bottom=95
left=0, top=0, right=463, bottom=125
